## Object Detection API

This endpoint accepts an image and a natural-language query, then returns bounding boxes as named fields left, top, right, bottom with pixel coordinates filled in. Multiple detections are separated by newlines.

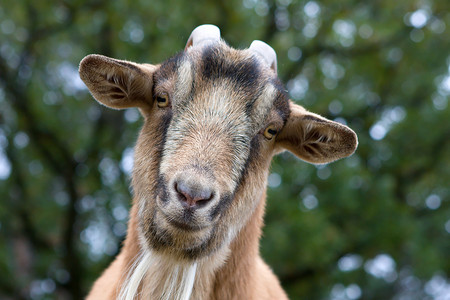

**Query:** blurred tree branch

left=6, top=143, right=53, bottom=250
left=282, top=26, right=410, bottom=81
left=0, top=1, right=118, bottom=297
left=0, top=2, right=88, bottom=298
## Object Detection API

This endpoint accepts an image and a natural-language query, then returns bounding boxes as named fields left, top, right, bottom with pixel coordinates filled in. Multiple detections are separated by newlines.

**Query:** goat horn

left=249, top=40, right=277, bottom=73
left=185, top=24, right=221, bottom=50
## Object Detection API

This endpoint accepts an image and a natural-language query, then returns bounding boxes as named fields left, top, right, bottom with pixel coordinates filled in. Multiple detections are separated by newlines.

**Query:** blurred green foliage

left=0, top=0, right=449, bottom=299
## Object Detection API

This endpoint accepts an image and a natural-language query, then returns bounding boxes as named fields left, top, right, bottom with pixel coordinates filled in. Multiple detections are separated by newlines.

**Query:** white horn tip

left=185, top=24, right=221, bottom=50
left=249, top=40, right=277, bottom=73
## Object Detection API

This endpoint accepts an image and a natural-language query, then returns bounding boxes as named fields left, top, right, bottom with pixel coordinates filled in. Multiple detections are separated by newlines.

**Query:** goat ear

left=276, top=101, right=358, bottom=164
left=79, top=54, right=156, bottom=109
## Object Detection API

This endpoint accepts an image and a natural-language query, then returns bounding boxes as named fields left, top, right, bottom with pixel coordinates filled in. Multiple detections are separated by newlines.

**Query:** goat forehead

left=198, top=44, right=260, bottom=88
left=194, top=44, right=273, bottom=102
left=155, top=42, right=290, bottom=126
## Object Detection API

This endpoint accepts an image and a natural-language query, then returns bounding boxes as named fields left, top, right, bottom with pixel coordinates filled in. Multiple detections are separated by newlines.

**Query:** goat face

left=133, top=42, right=289, bottom=260
left=79, top=26, right=358, bottom=262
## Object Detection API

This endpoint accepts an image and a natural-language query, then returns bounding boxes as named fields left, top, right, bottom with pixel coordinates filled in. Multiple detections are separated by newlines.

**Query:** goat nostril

left=174, top=182, right=186, bottom=202
left=195, top=191, right=214, bottom=207
left=174, top=179, right=213, bottom=208
left=196, top=196, right=212, bottom=207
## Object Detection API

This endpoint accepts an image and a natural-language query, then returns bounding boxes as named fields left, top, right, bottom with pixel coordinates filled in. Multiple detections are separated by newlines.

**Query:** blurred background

left=0, top=0, right=449, bottom=299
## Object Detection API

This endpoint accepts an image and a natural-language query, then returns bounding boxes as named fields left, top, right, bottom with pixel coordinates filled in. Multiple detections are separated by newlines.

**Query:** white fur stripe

left=175, top=59, right=193, bottom=101
left=119, top=251, right=152, bottom=300
left=119, top=251, right=198, bottom=300
left=180, top=263, right=197, bottom=300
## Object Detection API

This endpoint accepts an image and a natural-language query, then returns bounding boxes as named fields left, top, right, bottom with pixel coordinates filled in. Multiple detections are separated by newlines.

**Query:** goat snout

left=174, top=178, right=214, bottom=209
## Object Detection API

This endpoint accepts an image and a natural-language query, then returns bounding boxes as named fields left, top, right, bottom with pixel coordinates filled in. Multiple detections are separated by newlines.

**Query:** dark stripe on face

left=182, top=226, right=219, bottom=260
left=156, top=175, right=170, bottom=205
left=271, top=78, right=290, bottom=123
left=236, top=135, right=261, bottom=187
left=145, top=211, right=220, bottom=260
left=245, top=86, right=265, bottom=118
left=154, top=51, right=185, bottom=83
left=152, top=71, right=174, bottom=203
left=209, top=134, right=261, bottom=221
left=153, top=116, right=172, bottom=205
left=188, top=61, right=197, bottom=105
left=153, top=104, right=173, bottom=161
left=145, top=213, right=174, bottom=250
left=209, top=193, right=232, bottom=220
left=201, top=45, right=261, bottom=95
left=153, top=110, right=172, bottom=200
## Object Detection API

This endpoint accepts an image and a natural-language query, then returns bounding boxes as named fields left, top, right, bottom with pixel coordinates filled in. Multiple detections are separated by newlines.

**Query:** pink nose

left=175, top=179, right=213, bottom=208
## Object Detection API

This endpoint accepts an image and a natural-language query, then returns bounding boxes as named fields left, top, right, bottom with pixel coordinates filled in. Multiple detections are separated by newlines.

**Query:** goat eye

left=263, top=125, right=278, bottom=140
left=156, top=93, right=170, bottom=108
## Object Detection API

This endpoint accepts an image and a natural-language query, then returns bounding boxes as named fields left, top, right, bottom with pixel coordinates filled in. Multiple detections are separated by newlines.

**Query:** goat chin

left=119, top=250, right=197, bottom=300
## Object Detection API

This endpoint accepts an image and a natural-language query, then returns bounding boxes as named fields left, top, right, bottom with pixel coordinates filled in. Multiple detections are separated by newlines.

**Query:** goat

left=79, top=24, right=358, bottom=300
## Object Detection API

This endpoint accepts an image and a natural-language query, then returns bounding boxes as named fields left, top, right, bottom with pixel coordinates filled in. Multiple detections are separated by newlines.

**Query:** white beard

left=119, top=250, right=197, bottom=300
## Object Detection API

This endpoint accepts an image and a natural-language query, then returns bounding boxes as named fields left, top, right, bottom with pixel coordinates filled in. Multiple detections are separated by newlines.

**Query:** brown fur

left=80, top=32, right=357, bottom=300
